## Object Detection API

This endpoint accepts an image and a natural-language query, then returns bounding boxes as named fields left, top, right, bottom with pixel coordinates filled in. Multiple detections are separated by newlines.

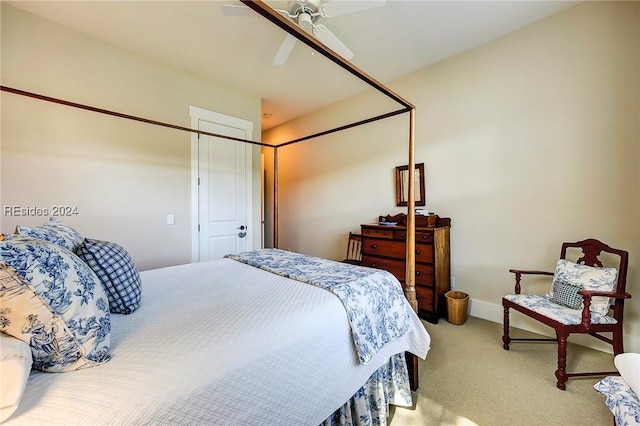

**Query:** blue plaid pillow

left=551, top=279, right=584, bottom=310
left=77, top=239, right=141, bottom=314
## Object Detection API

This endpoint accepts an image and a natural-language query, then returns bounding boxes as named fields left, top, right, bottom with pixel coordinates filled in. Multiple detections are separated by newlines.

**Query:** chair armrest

left=509, top=269, right=554, bottom=276
left=575, top=291, right=632, bottom=329
left=508, top=269, right=554, bottom=294
left=578, top=290, right=632, bottom=300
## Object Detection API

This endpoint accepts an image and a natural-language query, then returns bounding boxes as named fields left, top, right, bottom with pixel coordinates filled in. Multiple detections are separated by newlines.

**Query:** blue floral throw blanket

left=225, top=249, right=411, bottom=365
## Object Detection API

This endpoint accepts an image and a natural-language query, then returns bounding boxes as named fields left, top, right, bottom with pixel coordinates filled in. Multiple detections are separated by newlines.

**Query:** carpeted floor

left=389, top=316, right=615, bottom=426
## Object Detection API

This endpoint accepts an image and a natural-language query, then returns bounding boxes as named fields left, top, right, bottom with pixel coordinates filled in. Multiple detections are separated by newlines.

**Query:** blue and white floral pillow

left=16, top=217, right=84, bottom=253
left=77, top=239, right=142, bottom=314
left=550, top=259, right=617, bottom=316
left=0, top=238, right=111, bottom=372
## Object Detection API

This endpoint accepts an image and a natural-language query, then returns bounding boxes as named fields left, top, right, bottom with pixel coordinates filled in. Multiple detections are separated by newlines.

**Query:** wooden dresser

left=360, top=215, right=451, bottom=323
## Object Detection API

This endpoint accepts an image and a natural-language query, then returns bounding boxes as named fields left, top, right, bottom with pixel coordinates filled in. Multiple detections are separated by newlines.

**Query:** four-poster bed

left=0, top=0, right=428, bottom=424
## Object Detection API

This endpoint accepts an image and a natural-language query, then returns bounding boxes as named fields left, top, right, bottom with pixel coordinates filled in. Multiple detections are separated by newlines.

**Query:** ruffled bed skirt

left=321, top=353, right=413, bottom=426
left=594, top=376, right=640, bottom=426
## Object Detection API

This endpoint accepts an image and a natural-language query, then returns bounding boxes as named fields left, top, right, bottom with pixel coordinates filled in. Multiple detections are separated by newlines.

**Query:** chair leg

left=502, top=305, right=511, bottom=350
left=555, top=332, right=568, bottom=391
left=612, top=327, right=624, bottom=355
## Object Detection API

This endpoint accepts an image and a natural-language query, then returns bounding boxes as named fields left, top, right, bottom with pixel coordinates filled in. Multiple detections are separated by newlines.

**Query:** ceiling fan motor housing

left=272, top=0, right=364, bottom=65
left=290, top=0, right=324, bottom=23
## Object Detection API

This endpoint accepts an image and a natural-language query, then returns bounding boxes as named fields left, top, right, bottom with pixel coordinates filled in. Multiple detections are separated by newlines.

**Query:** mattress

left=6, top=258, right=430, bottom=425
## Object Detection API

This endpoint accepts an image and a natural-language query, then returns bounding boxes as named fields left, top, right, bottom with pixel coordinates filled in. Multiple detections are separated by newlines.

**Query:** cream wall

left=1, top=4, right=263, bottom=270
left=264, top=2, right=640, bottom=351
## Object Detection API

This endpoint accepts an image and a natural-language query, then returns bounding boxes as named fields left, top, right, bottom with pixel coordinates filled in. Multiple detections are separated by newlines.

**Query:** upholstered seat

left=504, top=294, right=617, bottom=325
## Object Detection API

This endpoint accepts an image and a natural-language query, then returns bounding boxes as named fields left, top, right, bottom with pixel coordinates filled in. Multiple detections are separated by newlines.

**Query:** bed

left=0, top=228, right=430, bottom=425
left=594, top=353, right=640, bottom=426
left=1, top=1, right=428, bottom=424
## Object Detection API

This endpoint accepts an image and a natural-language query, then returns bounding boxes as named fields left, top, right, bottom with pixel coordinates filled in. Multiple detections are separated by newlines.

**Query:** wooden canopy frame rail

left=0, top=0, right=418, bottom=314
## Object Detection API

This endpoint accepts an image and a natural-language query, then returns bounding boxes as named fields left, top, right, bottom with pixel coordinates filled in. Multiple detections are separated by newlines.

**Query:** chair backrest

left=345, top=232, right=362, bottom=262
left=560, top=238, right=629, bottom=318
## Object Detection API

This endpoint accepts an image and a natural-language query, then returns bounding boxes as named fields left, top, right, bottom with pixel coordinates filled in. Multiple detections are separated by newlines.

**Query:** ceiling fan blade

left=272, top=34, right=297, bottom=66
left=314, top=25, right=354, bottom=60
left=221, top=4, right=254, bottom=16
left=323, top=0, right=386, bottom=17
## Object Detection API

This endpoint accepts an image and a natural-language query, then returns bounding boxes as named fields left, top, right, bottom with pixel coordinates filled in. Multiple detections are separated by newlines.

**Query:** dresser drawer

left=363, top=239, right=434, bottom=263
left=363, top=255, right=434, bottom=285
left=393, top=230, right=434, bottom=243
left=393, top=230, right=408, bottom=240
left=416, top=231, right=434, bottom=243
left=415, top=285, right=434, bottom=312
left=362, top=227, right=394, bottom=239
left=415, top=243, right=434, bottom=263
left=362, top=255, right=405, bottom=280
left=362, top=238, right=406, bottom=259
left=415, top=264, right=434, bottom=286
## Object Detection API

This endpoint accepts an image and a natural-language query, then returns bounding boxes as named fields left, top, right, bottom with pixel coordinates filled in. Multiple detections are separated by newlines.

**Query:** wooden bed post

left=273, top=147, right=279, bottom=249
left=406, top=109, right=418, bottom=313
left=405, top=109, right=419, bottom=392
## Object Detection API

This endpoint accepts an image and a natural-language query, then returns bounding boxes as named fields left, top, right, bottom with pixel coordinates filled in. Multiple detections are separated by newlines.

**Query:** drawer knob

left=399, top=233, right=405, bottom=238
left=416, top=249, right=421, bottom=255
left=416, top=271, right=420, bottom=276
left=371, top=263, right=376, bottom=268
left=371, top=244, right=377, bottom=249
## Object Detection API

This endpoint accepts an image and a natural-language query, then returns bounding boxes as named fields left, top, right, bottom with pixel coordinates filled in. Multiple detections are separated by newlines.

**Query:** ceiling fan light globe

left=298, top=12, right=314, bottom=33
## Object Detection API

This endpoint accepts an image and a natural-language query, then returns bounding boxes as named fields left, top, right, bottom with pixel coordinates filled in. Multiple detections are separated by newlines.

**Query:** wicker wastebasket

left=445, top=291, right=469, bottom=325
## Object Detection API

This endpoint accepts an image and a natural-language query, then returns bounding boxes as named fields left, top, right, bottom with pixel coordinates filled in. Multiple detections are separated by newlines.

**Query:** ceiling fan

left=222, top=0, right=386, bottom=65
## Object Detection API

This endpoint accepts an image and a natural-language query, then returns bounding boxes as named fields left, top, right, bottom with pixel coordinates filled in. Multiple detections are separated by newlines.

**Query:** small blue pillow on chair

left=551, top=279, right=584, bottom=310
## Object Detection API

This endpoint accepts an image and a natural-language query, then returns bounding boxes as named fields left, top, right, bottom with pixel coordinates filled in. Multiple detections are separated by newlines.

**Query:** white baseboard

left=468, top=298, right=639, bottom=354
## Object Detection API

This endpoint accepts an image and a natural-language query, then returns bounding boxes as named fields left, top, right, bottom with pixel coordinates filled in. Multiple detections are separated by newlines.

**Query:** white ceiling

left=6, top=0, right=580, bottom=130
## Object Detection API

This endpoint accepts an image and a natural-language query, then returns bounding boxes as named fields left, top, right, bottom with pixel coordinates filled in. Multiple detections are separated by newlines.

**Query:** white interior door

left=191, top=107, right=253, bottom=262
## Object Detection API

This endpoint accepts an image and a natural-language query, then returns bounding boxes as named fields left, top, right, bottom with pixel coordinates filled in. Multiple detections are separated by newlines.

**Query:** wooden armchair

left=502, top=239, right=630, bottom=390
left=341, top=232, right=362, bottom=265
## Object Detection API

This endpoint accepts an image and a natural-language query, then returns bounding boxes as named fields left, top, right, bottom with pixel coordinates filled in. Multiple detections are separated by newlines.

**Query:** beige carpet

left=389, top=316, right=615, bottom=426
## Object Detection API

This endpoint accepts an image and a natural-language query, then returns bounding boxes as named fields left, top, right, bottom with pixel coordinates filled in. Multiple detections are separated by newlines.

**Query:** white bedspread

left=6, top=259, right=430, bottom=425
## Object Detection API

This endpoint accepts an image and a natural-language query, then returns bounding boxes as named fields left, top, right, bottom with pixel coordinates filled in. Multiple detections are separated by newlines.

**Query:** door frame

left=189, top=106, right=254, bottom=262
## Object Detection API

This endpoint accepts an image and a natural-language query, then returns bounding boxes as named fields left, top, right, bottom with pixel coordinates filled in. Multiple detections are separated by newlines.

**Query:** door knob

left=237, top=225, right=246, bottom=230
